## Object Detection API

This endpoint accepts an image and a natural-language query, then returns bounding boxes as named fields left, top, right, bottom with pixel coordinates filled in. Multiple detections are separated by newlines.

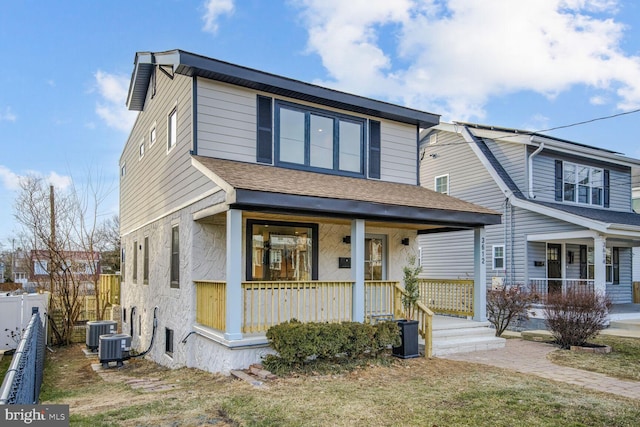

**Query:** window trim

left=562, top=161, right=604, bottom=207
left=170, top=225, right=180, bottom=288
left=434, top=174, right=449, bottom=195
left=132, top=240, right=138, bottom=283
left=492, top=245, right=505, bottom=271
left=274, top=100, right=366, bottom=178
left=120, top=162, right=126, bottom=177
left=167, top=106, right=178, bottom=152
left=139, top=139, right=145, bottom=160
left=165, top=327, right=174, bottom=357
left=245, top=219, right=319, bottom=281
left=149, top=122, right=157, bottom=147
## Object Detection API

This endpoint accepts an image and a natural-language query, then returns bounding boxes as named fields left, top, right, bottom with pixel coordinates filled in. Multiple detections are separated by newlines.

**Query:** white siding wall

left=120, top=73, right=217, bottom=235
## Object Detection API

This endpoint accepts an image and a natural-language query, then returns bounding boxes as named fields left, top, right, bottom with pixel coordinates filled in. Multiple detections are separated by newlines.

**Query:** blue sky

left=2, top=0, right=640, bottom=246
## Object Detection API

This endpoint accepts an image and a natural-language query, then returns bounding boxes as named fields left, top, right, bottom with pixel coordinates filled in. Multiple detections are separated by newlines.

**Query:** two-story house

left=119, top=50, right=501, bottom=373
left=419, top=122, right=640, bottom=307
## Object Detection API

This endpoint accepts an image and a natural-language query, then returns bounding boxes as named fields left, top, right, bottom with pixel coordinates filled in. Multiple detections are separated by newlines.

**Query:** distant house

left=119, top=50, right=501, bottom=373
left=419, top=123, right=640, bottom=303
left=29, top=250, right=101, bottom=294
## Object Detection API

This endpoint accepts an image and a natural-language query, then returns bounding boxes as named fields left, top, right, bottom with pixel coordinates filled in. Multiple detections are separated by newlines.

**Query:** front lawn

left=40, top=344, right=640, bottom=427
left=548, top=335, right=640, bottom=381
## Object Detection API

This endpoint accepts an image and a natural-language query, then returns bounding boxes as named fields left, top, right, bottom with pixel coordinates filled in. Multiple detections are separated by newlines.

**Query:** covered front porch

left=526, top=230, right=640, bottom=303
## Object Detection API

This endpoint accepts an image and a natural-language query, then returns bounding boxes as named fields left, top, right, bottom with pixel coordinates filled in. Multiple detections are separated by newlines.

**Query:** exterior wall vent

left=99, top=333, right=132, bottom=367
left=86, top=320, right=117, bottom=352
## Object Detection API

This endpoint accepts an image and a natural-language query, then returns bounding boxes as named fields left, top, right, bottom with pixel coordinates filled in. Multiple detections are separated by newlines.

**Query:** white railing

left=528, top=278, right=594, bottom=300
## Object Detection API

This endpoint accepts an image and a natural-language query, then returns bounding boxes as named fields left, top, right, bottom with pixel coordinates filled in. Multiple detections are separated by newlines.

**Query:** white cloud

left=0, top=106, right=17, bottom=122
left=94, top=70, right=137, bottom=132
left=0, top=166, right=20, bottom=191
left=202, top=0, right=234, bottom=34
left=46, top=171, right=72, bottom=190
left=522, top=114, right=551, bottom=132
left=294, top=0, right=640, bottom=121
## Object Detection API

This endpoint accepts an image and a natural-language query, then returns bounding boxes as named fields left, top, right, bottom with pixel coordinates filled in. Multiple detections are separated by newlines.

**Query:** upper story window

left=121, top=163, right=126, bottom=177
left=150, top=125, right=156, bottom=147
left=139, top=140, right=145, bottom=159
left=168, top=108, right=177, bottom=151
left=275, top=101, right=364, bottom=177
left=563, top=162, right=604, bottom=206
left=435, top=174, right=449, bottom=194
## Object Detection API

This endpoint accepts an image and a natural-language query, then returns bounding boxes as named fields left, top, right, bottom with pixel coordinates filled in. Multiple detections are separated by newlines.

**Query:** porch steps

left=431, top=317, right=506, bottom=357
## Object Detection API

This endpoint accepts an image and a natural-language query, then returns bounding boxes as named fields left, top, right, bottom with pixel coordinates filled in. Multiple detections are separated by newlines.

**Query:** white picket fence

left=0, top=292, right=50, bottom=350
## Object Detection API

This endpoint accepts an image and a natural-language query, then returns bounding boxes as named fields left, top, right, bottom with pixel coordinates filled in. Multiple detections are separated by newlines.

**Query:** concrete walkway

left=439, top=339, right=640, bottom=400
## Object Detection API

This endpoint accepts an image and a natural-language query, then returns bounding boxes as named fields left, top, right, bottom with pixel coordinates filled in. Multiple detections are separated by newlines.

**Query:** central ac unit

left=86, top=320, right=117, bottom=352
left=98, top=333, right=132, bottom=368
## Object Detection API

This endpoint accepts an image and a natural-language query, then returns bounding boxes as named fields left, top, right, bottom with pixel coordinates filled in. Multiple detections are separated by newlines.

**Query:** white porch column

left=473, top=227, right=487, bottom=322
left=351, top=219, right=365, bottom=322
left=225, top=208, right=243, bottom=340
left=593, top=234, right=607, bottom=295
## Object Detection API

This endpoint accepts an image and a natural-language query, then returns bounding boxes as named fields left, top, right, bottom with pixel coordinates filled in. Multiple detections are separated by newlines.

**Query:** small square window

left=121, top=163, right=126, bottom=177
left=165, top=328, right=174, bottom=356
left=139, top=140, right=145, bottom=159
left=150, top=126, right=156, bottom=146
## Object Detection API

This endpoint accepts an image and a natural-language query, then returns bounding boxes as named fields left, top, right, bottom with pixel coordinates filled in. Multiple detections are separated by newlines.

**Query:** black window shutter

left=603, top=169, right=610, bottom=208
left=369, top=120, right=381, bottom=179
left=256, top=96, right=273, bottom=164
left=579, top=245, right=587, bottom=280
left=613, top=247, right=619, bottom=284
left=555, top=160, right=563, bottom=201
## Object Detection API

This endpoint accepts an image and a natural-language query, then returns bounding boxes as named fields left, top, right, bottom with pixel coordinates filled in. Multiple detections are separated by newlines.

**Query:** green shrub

left=264, top=320, right=400, bottom=372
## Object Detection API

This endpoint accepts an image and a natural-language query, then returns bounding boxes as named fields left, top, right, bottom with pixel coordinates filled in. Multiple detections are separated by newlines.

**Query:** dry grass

left=548, top=335, right=640, bottom=381
left=40, top=344, right=640, bottom=426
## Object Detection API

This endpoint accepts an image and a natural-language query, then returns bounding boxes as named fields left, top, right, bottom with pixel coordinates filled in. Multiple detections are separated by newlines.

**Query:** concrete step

left=608, top=319, right=640, bottom=331
left=433, top=336, right=506, bottom=356
left=433, top=327, right=497, bottom=340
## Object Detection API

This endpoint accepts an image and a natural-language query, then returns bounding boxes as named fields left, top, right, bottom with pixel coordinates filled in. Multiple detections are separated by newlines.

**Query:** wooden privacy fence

left=417, top=278, right=474, bottom=317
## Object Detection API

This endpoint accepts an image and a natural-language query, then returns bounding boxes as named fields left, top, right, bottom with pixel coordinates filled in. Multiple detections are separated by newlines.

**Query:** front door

left=547, top=243, right=562, bottom=294
left=364, top=236, right=386, bottom=280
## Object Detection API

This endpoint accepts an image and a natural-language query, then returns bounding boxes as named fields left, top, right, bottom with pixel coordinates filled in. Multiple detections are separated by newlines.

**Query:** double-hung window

left=276, top=102, right=364, bottom=176
left=435, top=174, right=449, bottom=194
left=563, top=162, right=603, bottom=206
left=492, top=245, right=505, bottom=270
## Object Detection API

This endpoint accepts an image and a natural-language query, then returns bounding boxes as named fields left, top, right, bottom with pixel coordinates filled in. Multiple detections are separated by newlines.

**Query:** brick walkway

left=439, top=339, right=640, bottom=399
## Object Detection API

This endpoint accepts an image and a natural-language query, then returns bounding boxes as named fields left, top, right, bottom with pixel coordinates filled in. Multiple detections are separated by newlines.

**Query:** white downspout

left=528, top=140, right=545, bottom=199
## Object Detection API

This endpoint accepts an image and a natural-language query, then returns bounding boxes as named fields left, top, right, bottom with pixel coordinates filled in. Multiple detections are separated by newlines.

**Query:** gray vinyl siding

left=379, top=121, right=418, bottom=184
left=608, top=247, right=632, bottom=303
left=196, top=79, right=257, bottom=163
left=420, top=130, right=504, bottom=211
left=634, top=247, right=640, bottom=282
left=531, top=149, right=632, bottom=211
left=120, top=72, right=217, bottom=234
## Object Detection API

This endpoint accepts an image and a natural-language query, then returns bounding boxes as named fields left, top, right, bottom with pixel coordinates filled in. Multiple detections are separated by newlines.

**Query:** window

left=150, top=125, right=156, bottom=146
left=586, top=246, right=619, bottom=283
left=139, top=140, right=145, bottom=159
left=121, top=163, right=126, bottom=177
left=247, top=220, right=318, bottom=281
left=132, top=240, right=138, bottom=283
left=170, top=225, right=179, bottom=288
left=563, top=162, right=604, bottom=206
left=143, top=236, right=149, bottom=285
left=275, top=101, right=364, bottom=176
left=168, top=108, right=177, bottom=150
left=165, top=328, right=174, bottom=356
left=492, top=245, right=505, bottom=270
left=435, top=174, right=449, bottom=194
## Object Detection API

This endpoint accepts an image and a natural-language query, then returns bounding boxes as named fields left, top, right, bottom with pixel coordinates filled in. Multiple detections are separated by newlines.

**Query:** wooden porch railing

left=418, top=278, right=474, bottom=317
left=194, top=279, right=433, bottom=357
left=195, top=280, right=226, bottom=331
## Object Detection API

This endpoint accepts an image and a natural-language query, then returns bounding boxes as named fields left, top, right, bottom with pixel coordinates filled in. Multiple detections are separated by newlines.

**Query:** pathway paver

left=439, top=338, right=640, bottom=399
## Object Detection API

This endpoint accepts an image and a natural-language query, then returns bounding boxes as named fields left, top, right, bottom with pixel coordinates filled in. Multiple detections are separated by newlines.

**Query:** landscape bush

left=486, top=285, right=538, bottom=336
left=263, top=319, right=400, bottom=373
left=544, top=289, right=611, bottom=349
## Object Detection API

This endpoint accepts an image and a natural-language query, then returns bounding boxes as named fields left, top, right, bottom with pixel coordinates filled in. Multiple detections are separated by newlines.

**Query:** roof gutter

left=528, top=139, right=544, bottom=199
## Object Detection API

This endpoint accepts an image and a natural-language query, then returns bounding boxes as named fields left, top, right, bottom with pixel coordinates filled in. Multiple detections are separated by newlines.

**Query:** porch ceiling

left=192, top=156, right=501, bottom=229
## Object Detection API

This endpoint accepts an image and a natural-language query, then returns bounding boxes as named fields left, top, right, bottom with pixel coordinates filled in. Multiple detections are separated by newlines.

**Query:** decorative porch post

left=225, top=208, right=243, bottom=340
left=473, top=227, right=487, bottom=322
left=351, top=219, right=365, bottom=322
left=593, top=234, right=607, bottom=295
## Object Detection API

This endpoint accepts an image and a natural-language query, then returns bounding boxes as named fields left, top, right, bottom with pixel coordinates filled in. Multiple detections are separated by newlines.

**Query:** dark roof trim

left=233, top=189, right=501, bottom=227
left=127, top=50, right=440, bottom=127
left=417, top=227, right=472, bottom=234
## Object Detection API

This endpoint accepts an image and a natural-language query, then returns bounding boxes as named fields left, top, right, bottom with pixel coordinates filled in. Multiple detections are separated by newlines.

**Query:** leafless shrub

left=487, top=285, right=538, bottom=337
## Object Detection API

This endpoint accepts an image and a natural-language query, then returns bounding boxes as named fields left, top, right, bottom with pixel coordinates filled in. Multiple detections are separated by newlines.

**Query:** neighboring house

left=29, top=250, right=101, bottom=294
left=633, top=168, right=639, bottom=283
left=419, top=122, right=640, bottom=304
left=119, top=50, right=501, bottom=373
